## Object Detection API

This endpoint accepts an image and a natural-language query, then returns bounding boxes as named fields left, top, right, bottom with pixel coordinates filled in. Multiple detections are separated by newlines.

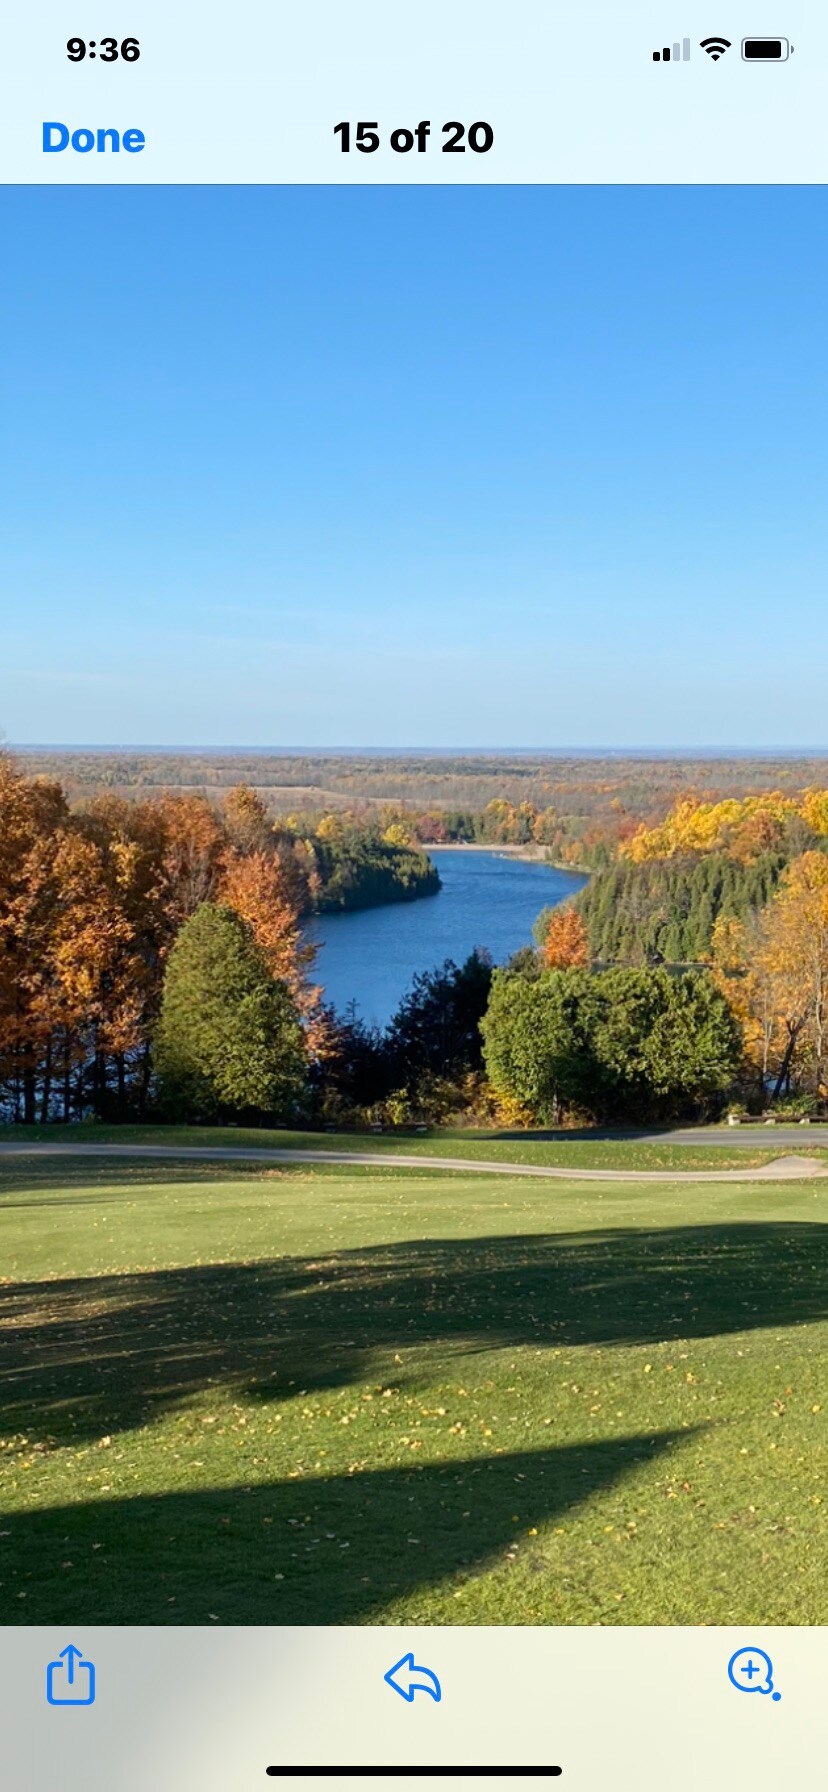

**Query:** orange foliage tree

left=218, top=847, right=330, bottom=1053
left=540, top=906, right=590, bottom=970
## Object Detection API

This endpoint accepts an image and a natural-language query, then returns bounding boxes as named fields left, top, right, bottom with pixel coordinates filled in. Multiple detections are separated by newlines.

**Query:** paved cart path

left=1, top=1140, right=827, bottom=1184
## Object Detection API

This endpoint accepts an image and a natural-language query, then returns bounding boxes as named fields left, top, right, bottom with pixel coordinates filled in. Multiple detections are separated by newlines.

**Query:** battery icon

left=741, top=37, right=792, bottom=59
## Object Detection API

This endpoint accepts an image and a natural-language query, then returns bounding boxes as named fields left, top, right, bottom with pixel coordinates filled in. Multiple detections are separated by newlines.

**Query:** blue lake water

left=308, top=849, right=587, bottom=1027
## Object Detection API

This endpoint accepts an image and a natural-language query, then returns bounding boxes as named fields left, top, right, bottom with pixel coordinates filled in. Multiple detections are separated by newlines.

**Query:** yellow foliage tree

left=761, top=852, right=828, bottom=1095
left=710, top=914, right=773, bottom=1086
left=625, top=793, right=798, bottom=863
left=382, top=822, right=412, bottom=848
left=718, top=852, right=828, bottom=1100
left=801, top=789, right=828, bottom=837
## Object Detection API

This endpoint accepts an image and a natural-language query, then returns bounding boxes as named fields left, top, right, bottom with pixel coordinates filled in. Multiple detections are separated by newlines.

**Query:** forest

left=0, top=756, right=436, bottom=1124
left=3, top=752, right=828, bottom=1127
left=18, top=745, right=828, bottom=849
left=19, top=744, right=828, bottom=869
left=578, top=850, right=789, bottom=965
left=558, top=791, right=828, bottom=1111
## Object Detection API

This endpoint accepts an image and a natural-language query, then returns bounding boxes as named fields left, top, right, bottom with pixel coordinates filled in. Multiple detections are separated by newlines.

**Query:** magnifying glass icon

left=727, top=1647, right=781, bottom=1700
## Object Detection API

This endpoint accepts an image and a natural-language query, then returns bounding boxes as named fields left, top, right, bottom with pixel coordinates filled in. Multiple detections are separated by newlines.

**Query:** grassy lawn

left=1, top=1150, right=826, bottom=1626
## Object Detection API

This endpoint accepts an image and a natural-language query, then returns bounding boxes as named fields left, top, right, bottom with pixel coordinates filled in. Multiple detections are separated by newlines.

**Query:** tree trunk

left=137, top=1039, right=152, bottom=1118
left=93, top=1048, right=107, bottom=1118
left=40, top=1040, right=52, bottom=1124
left=23, top=1064, right=37, bottom=1125
left=772, top=1020, right=803, bottom=1101
left=814, top=964, right=826, bottom=1096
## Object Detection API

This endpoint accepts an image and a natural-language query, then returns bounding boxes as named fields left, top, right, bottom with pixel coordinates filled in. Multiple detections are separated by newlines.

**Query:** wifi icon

left=700, top=35, right=732, bottom=58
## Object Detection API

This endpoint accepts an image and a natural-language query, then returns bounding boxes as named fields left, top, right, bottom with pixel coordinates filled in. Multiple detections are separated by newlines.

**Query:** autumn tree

left=0, top=757, right=69, bottom=1119
left=536, top=905, right=590, bottom=970
left=154, top=794, right=226, bottom=929
left=801, top=789, right=828, bottom=838
left=712, top=854, right=828, bottom=1100
left=532, top=806, right=559, bottom=846
left=37, top=831, right=142, bottom=1118
left=711, top=913, right=775, bottom=1090
left=223, top=783, right=271, bottom=853
left=316, top=812, right=344, bottom=845
left=625, top=794, right=798, bottom=863
left=79, top=793, right=177, bottom=1108
left=219, top=849, right=305, bottom=986
left=382, top=821, right=414, bottom=848
left=785, top=853, right=828, bottom=1091
left=755, top=853, right=828, bottom=1097
left=218, top=846, right=330, bottom=1054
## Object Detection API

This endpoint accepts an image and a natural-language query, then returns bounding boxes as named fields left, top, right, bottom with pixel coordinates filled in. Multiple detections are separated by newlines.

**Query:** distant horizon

left=13, top=743, right=828, bottom=761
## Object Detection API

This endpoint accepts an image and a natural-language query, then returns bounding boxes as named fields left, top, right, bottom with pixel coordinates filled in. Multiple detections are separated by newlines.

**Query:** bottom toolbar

left=5, top=1626, right=826, bottom=1792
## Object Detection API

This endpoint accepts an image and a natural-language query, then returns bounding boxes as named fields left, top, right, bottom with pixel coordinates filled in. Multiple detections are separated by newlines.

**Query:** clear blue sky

left=2, top=185, right=827, bottom=748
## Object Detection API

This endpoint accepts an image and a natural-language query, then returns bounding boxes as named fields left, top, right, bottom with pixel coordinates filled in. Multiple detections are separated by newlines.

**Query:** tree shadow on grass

left=0, top=1157, right=323, bottom=1203
left=1, top=1224, right=826, bottom=1449
left=0, top=1430, right=685, bottom=1625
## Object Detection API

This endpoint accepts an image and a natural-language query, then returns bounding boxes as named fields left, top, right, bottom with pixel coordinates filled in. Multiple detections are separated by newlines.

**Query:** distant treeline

left=21, top=748, right=828, bottom=826
left=366, top=801, right=614, bottom=870
left=312, top=832, right=439, bottom=912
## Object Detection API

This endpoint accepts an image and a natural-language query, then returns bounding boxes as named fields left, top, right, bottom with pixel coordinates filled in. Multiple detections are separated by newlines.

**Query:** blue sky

left=1, top=185, right=827, bottom=748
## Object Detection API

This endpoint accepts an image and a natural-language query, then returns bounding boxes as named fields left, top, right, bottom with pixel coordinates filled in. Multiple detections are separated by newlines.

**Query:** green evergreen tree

left=577, top=850, right=791, bottom=966
left=385, top=952, right=493, bottom=1089
left=154, top=903, right=307, bottom=1121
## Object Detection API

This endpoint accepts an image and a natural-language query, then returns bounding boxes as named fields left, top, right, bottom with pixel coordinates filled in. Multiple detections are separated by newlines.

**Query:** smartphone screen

left=1, top=4, right=826, bottom=1787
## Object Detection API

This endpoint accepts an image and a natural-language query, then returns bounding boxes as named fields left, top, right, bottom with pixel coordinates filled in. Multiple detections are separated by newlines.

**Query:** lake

left=308, top=849, right=587, bottom=1026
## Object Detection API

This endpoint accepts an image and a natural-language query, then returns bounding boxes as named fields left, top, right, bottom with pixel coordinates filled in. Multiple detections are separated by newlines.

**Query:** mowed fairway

left=1, top=1147, right=826, bottom=1626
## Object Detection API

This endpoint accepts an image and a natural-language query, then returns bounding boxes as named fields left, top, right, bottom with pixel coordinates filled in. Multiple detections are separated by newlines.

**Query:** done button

left=42, top=121, right=146, bottom=153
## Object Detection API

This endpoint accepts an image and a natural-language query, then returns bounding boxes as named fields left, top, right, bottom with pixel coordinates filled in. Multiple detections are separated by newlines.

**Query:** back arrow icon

left=383, top=1652, right=442, bottom=1704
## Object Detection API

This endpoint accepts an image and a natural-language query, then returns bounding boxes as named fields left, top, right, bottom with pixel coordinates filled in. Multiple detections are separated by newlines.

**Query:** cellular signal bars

left=653, top=39, right=691, bottom=60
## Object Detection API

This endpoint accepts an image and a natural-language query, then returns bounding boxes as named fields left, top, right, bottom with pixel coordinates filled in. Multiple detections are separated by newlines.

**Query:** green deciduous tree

left=590, top=968, right=742, bottom=1112
left=154, top=903, right=307, bottom=1121
left=481, top=965, right=741, bottom=1124
left=481, top=968, right=599, bottom=1122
